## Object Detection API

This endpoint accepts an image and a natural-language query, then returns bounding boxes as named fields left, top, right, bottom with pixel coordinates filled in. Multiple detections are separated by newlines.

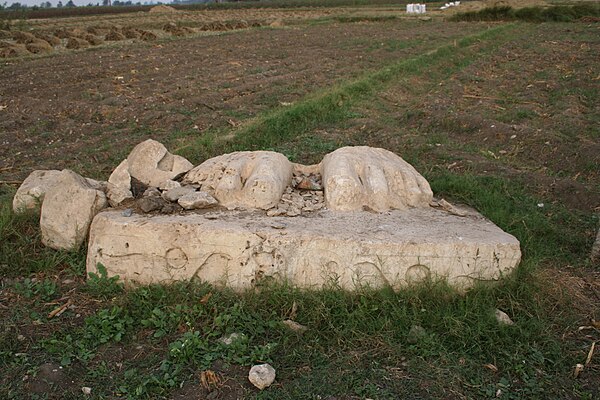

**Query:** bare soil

left=0, top=19, right=483, bottom=181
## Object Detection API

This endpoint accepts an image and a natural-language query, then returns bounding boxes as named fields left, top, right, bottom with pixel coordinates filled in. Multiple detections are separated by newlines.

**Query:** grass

left=1, top=16, right=599, bottom=400
left=451, top=3, right=600, bottom=22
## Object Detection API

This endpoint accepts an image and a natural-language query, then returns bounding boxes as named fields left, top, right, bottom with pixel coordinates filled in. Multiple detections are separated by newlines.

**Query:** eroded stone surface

left=41, top=170, right=107, bottom=250
left=321, top=146, right=433, bottom=211
left=183, top=151, right=293, bottom=210
left=87, top=208, right=521, bottom=290
left=127, top=139, right=193, bottom=188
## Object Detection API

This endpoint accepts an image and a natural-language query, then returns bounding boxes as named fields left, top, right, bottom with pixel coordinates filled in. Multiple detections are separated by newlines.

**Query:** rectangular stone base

left=86, top=208, right=521, bottom=290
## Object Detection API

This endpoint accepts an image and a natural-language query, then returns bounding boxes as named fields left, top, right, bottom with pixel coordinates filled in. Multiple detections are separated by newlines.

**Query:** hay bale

left=105, top=30, right=126, bottom=41
left=122, top=27, right=140, bottom=39
left=139, top=30, right=158, bottom=41
left=0, top=41, right=29, bottom=58
left=70, top=28, right=88, bottom=38
left=34, top=33, right=61, bottom=46
left=149, top=5, right=180, bottom=13
left=162, top=22, right=191, bottom=36
left=25, top=39, right=53, bottom=54
left=84, top=34, right=104, bottom=46
left=54, top=28, right=71, bottom=39
left=12, top=31, right=37, bottom=44
left=66, top=37, right=89, bottom=49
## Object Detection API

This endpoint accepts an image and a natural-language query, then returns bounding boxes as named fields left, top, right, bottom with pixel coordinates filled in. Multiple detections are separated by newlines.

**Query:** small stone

left=219, top=332, right=245, bottom=345
left=407, top=325, right=426, bottom=344
left=248, top=363, right=276, bottom=390
left=159, top=179, right=181, bottom=191
left=495, top=309, right=514, bottom=326
left=178, top=191, right=218, bottom=210
left=162, top=186, right=196, bottom=202
left=161, top=203, right=183, bottom=214
left=143, top=187, right=161, bottom=197
left=270, top=222, right=287, bottom=230
left=267, top=208, right=286, bottom=217
left=17, top=334, right=25, bottom=341
left=286, top=209, right=300, bottom=217
left=295, top=176, right=323, bottom=191
left=82, top=387, right=92, bottom=395
left=283, top=319, right=307, bottom=334
left=122, top=208, right=133, bottom=217
left=137, top=197, right=165, bottom=213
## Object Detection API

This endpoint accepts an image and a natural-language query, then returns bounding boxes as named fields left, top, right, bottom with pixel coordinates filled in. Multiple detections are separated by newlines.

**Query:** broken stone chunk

left=106, top=183, right=133, bottom=207
left=136, top=196, right=166, bottom=213
left=126, top=139, right=193, bottom=188
left=40, top=170, right=107, bottom=250
left=108, top=159, right=131, bottom=190
left=162, top=186, right=196, bottom=202
left=295, top=176, right=323, bottom=191
left=13, top=170, right=62, bottom=213
left=159, top=179, right=181, bottom=191
left=178, top=191, right=218, bottom=210
left=143, top=187, right=161, bottom=198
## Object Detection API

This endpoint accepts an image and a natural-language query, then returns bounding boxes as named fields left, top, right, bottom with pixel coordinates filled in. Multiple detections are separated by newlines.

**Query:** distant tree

left=8, top=2, right=26, bottom=9
left=56, top=0, right=62, bottom=6
left=65, top=0, right=75, bottom=6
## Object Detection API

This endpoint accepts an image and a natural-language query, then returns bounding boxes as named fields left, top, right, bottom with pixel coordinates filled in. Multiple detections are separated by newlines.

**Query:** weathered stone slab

left=87, top=208, right=521, bottom=290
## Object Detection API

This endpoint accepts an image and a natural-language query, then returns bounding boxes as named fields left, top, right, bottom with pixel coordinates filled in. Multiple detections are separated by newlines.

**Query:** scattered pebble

left=407, top=324, right=426, bottom=344
left=283, top=319, right=307, bottom=334
left=495, top=309, right=514, bottom=326
left=248, top=363, right=276, bottom=390
left=82, top=386, right=92, bottom=395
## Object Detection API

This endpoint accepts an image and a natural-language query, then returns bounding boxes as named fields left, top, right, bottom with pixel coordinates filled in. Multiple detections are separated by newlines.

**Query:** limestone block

left=41, top=170, right=108, bottom=250
left=87, top=208, right=521, bottom=290
left=126, top=139, right=193, bottom=188
left=13, top=170, right=62, bottom=213
left=183, top=151, right=293, bottom=210
left=321, top=146, right=433, bottom=212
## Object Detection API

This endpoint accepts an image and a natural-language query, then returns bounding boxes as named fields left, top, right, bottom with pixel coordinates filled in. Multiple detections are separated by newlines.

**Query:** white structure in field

left=407, top=4, right=427, bottom=14
left=441, top=1, right=461, bottom=10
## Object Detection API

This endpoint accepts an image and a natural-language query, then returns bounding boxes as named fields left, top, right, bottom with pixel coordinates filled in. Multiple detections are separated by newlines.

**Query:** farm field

left=1, top=2, right=599, bottom=399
